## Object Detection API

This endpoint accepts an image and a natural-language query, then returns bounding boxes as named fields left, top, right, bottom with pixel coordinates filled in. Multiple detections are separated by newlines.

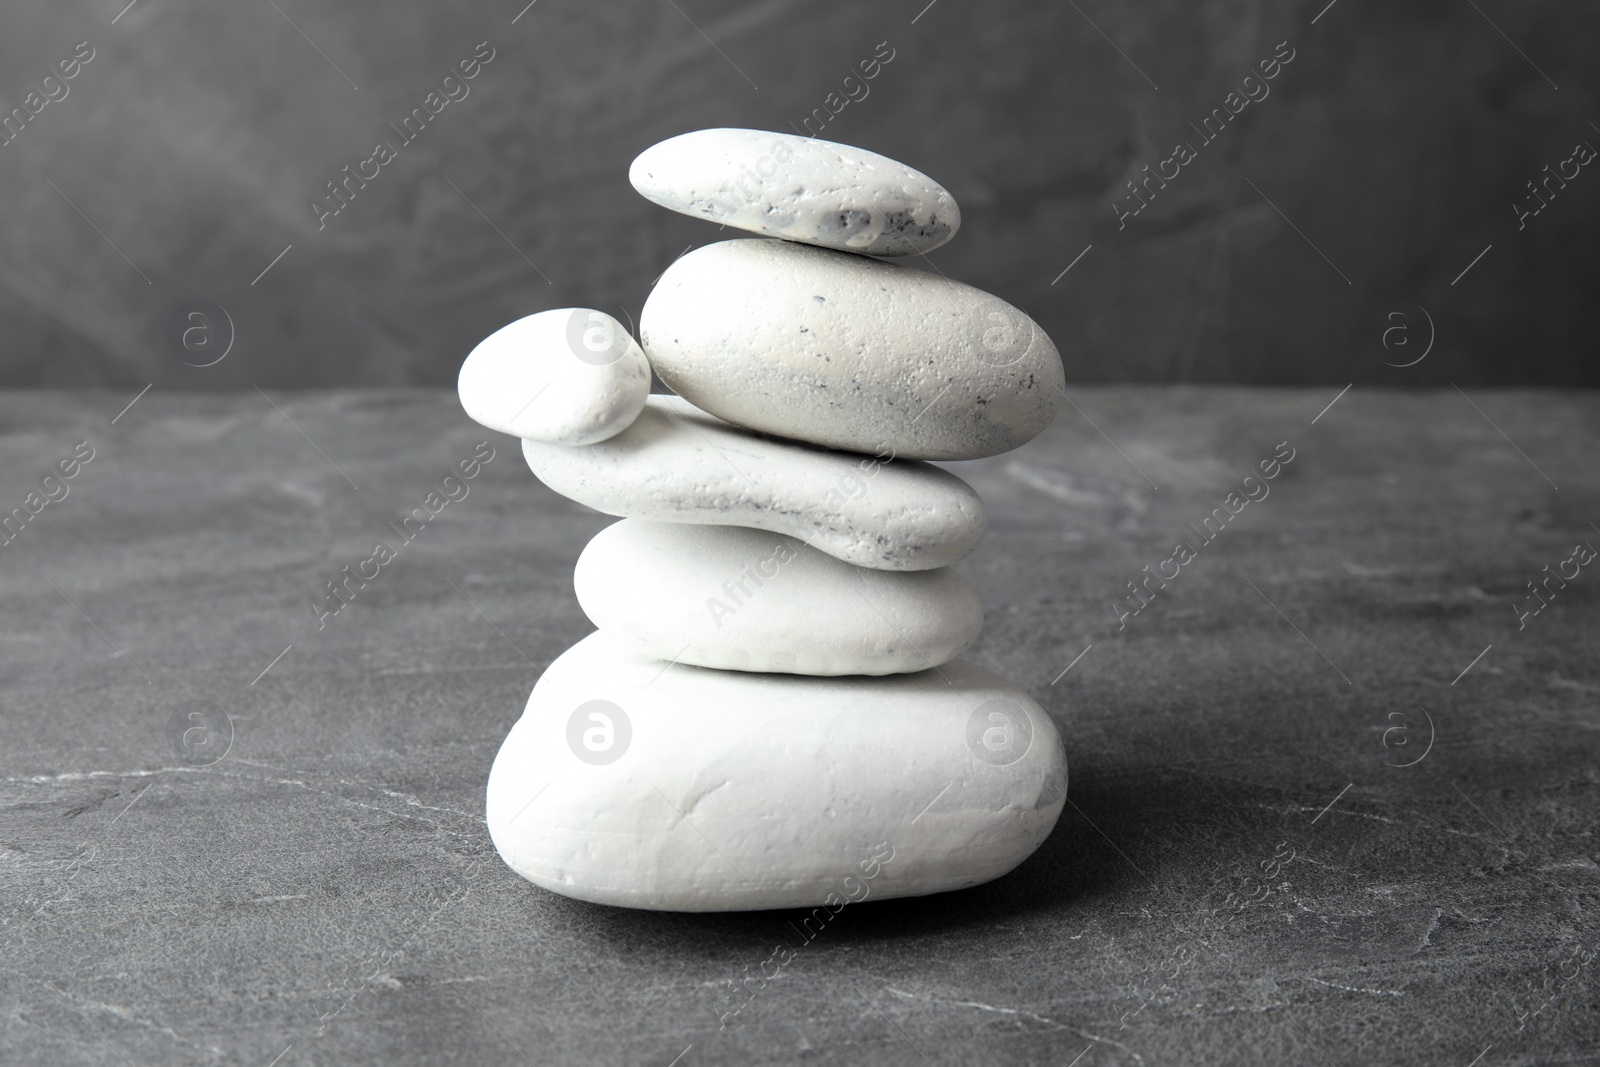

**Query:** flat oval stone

left=459, top=308, right=650, bottom=445
left=628, top=128, right=959, bottom=256
left=641, top=240, right=1065, bottom=460
left=485, top=632, right=1066, bottom=911
left=522, top=395, right=986, bottom=571
left=574, top=519, right=983, bottom=676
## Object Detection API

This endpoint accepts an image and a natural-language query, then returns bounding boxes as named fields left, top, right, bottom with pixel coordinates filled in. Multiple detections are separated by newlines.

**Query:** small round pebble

left=458, top=308, right=651, bottom=446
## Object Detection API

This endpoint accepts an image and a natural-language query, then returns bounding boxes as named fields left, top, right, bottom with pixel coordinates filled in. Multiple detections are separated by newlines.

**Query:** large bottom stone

left=485, top=632, right=1067, bottom=912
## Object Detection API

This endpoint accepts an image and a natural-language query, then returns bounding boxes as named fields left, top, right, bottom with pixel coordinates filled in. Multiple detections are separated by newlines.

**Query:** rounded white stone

left=485, top=631, right=1066, bottom=911
left=641, top=240, right=1065, bottom=461
left=522, top=395, right=986, bottom=572
left=574, top=519, right=983, bottom=676
left=629, top=128, right=960, bottom=256
left=458, top=308, right=650, bottom=445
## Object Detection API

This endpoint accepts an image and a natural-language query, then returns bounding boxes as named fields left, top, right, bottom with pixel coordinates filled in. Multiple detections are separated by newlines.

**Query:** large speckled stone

left=628, top=128, right=959, bottom=256
left=641, top=240, right=1065, bottom=460
left=521, top=395, right=987, bottom=571
left=485, top=631, right=1067, bottom=911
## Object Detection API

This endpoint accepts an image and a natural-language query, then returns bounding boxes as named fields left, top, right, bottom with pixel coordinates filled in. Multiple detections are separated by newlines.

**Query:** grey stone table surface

left=1, top=386, right=1596, bottom=1067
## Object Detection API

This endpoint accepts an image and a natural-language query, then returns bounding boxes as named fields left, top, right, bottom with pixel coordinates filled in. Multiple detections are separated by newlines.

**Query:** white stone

left=574, top=519, right=983, bottom=676
left=522, top=395, right=986, bottom=571
left=485, top=631, right=1066, bottom=912
left=629, top=128, right=960, bottom=256
left=458, top=308, right=650, bottom=446
left=641, top=240, right=1065, bottom=461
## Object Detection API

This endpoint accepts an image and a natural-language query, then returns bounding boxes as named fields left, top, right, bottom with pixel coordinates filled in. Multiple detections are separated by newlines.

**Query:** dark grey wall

left=0, top=0, right=1593, bottom=390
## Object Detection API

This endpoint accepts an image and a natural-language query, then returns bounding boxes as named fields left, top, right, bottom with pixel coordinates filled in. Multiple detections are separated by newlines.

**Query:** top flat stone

left=628, top=128, right=959, bottom=256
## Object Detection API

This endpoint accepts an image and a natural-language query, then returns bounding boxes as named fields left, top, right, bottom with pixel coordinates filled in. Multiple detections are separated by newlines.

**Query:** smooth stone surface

left=641, top=240, right=1065, bottom=460
left=485, top=632, right=1066, bottom=912
left=522, top=395, right=987, bottom=571
left=458, top=308, right=650, bottom=445
left=574, top=519, right=983, bottom=676
left=629, top=128, right=959, bottom=255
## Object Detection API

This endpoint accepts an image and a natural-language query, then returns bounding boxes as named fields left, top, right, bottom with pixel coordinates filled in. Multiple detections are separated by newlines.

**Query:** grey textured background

left=2, top=386, right=1597, bottom=1065
left=0, top=0, right=1594, bottom=390
left=4, top=1, right=1599, bottom=1064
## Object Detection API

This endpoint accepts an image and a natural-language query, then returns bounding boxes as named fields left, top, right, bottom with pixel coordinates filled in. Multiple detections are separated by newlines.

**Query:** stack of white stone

left=458, top=129, right=1070, bottom=912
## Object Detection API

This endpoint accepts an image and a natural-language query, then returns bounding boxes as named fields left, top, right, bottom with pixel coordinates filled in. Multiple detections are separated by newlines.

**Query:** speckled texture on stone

left=629, top=128, right=959, bottom=255
left=642, top=239, right=1065, bottom=460
left=2, top=387, right=1597, bottom=1066
left=521, top=394, right=989, bottom=571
